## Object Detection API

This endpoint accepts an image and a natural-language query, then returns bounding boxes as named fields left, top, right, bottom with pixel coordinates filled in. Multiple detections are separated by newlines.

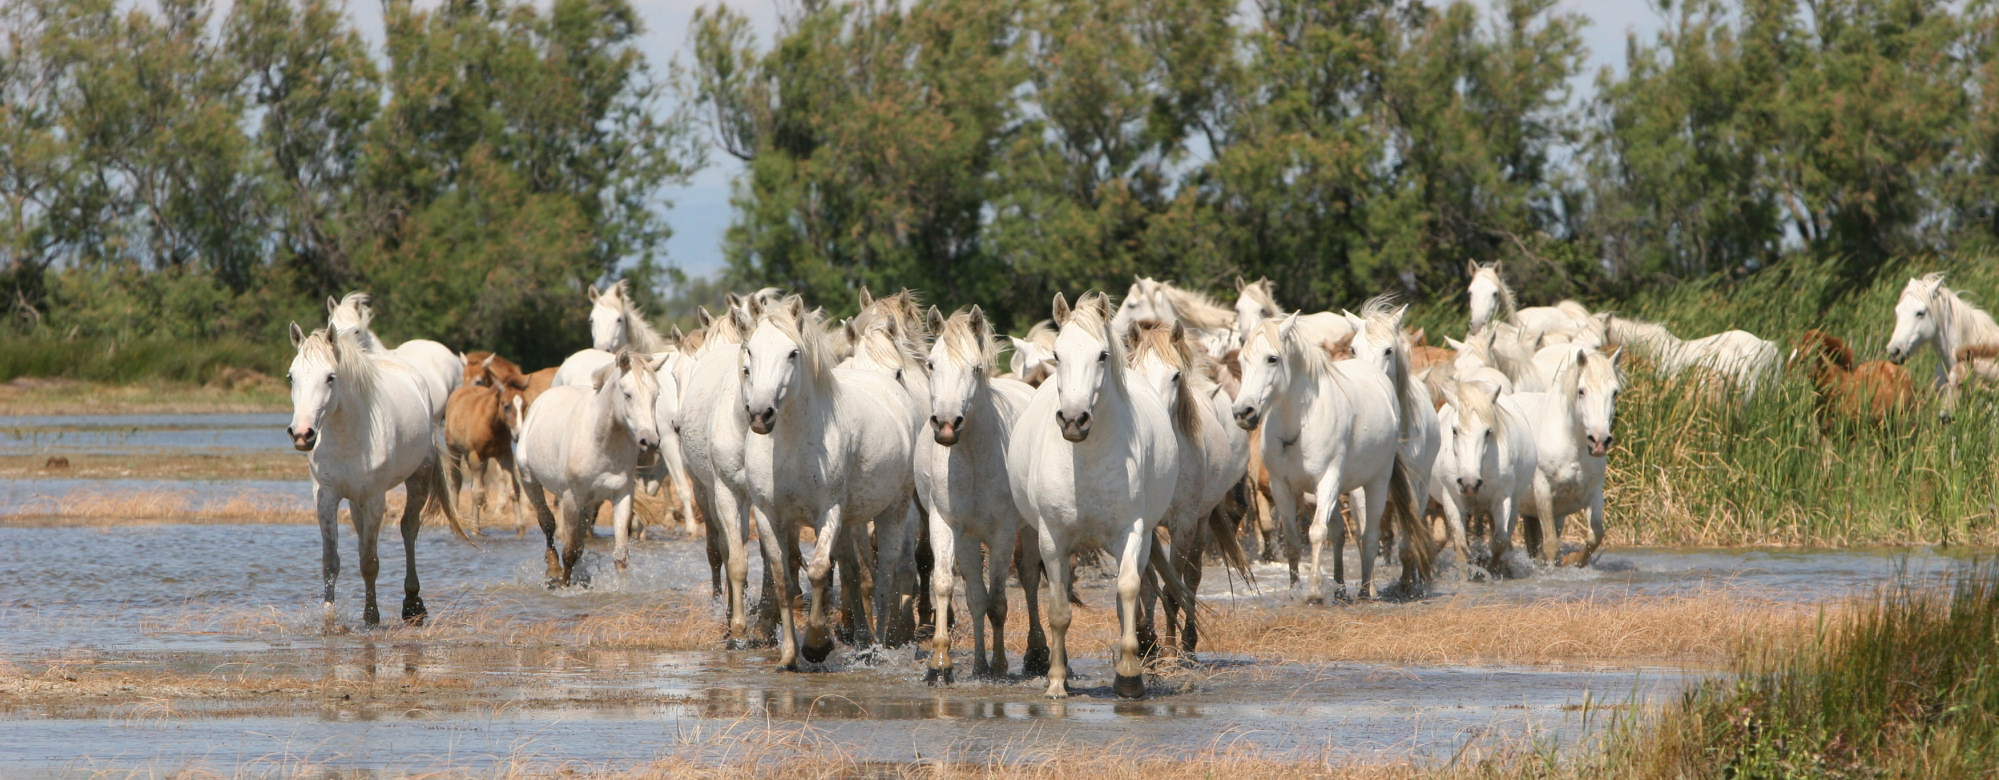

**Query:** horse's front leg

left=750, top=506, right=798, bottom=669
left=802, top=505, right=845, bottom=665
left=522, top=477, right=562, bottom=586
left=501, top=449, right=527, bottom=533
left=610, top=487, right=635, bottom=573
left=1178, top=514, right=1208, bottom=655
left=925, top=508, right=960, bottom=685
left=1304, top=474, right=1343, bottom=604
left=1356, top=478, right=1390, bottom=600
left=351, top=494, right=387, bottom=625
left=1572, top=490, right=1606, bottom=568
left=1489, top=494, right=1517, bottom=577
left=982, top=519, right=1019, bottom=678
left=1268, top=486, right=1303, bottom=587
left=1017, top=525, right=1051, bottom=678
left=1036, top=529, right=1073, bottom=699
left=872, top=502, right=918, bottom=647
left=315, top=488, right=342, bottom=629
left=558, top=493, right=590, bottom=587
left=1111, top=520, right=1149, bottom=699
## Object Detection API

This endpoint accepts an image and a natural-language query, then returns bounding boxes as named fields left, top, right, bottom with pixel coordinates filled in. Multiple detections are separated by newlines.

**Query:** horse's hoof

left=401, top=596, right=427, bottom=626
left=1022, top=648, right=1051, bottom=678
left=614, top=558, right=629, bottom=572
left=1113, top=673, right=1147, bottom=700
left=1043, top=681, right=1071, bottom=699
left=1304, top=593, right=1325, bottom=607
left=925, top=667, right=953, bottom=686
left=801, top=639, right=834, bottom=664
left=363, top=605, right=381, bottom=625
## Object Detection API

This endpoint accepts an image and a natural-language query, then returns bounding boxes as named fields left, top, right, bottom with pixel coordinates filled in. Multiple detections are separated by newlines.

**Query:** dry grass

left=0, top=452, right=308, bottom=482
left=0, top=488, right=316, bottom=526
left=0, top=653, right=474, bottom=708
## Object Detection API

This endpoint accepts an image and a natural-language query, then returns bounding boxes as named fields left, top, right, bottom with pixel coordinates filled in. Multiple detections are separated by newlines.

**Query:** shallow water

left=0, top=478, right=312, bottom=515
left=0, top=413, right=292, bottom=456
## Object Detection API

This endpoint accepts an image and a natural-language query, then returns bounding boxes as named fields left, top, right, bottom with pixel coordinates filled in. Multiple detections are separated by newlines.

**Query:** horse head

left=1448, top=380, right=1504, bottom=497
left=741, top=296, right=815, bottom=435
left=1887, top=273, right=1946, bottom=364
left=1576, top=347, right=1624, bottom=457
left=1051, top=291, right=1118, bottom=442
left=594, top=349, right=663, bottom=451
left=927, top=306, right=995, bottom=446
left=1233, top=314, right=1297, bottom=431
left=286, top=323, right=340, bottom=452
left=1466, top=260, right=1506, bottom=336
left=588, top=281, right=631, bottom=353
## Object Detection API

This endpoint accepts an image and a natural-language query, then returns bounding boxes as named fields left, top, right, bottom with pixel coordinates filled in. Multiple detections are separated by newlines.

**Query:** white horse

left=1233, top=313, right=1437, bottom=602
left=676, top=296, right=770, bottom=646
left=1127, top=320, right=1252, bottom=657
left=1886, top=272, right=1999, bottom=417
left=1232, top=276, right=1356, bottom=355
left=836, top=294, right=934, bottom=648
left=1601, top=314, right=1779, bottom=400
left=1114, top=277, right=1240, bottom=353
left=1510, top=348, right=1624, bottom=566
left=286, top=323, right=466, bottom=626
left=740, top=296, right=918, bottom=669
left=644, top=350, right=701, bottom=535
left=1463, top=261, right=1593, bottom=342
left=915, top=306, right=1046, bottom=683
left=326, top=293, right=463, bottom=422
left=1429, top=379, right=1537, bottom=571
left=1009, top=291, right=1189, bottom=699
left=516, top=351, right=665, bottom=586
left=1344, top=297, right=1441, bottom=529
left=1005, top=320, right=1059, bottom=386
left=552, top=280, right=678, bottom=387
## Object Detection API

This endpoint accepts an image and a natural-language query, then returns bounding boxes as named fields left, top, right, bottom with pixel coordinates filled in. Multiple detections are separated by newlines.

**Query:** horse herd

left=281, top=267, right=1989, bottom=699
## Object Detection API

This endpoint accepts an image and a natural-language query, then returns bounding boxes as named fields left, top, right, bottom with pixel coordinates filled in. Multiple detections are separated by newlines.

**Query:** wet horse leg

left=802, top=505, right=846, bottom=664
left=1017, top=526, right=1051, bottom=678
left=352, top=493, right=387, bottom=625
left=315, top=488, right=343, bottom=628
left=398, top=467, right=429, bottom=624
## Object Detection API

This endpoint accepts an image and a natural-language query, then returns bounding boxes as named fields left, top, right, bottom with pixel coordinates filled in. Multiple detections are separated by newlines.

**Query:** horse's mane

left=1920, top=274, right=1999, bottom=364
left=300, top=325, right=384, bottom=403
left=848, top=320, right=926, bottom=379
left=1249, top=314, right=1340, bottom=383
left=937, top=307, right=1000, bottom=373
left=1153, top=282, right=1236, bottom=332
left=854, top=288, right=928, bottom=340
left=1580, top=349, right=1624, bottom=395
left=1604, top=315, right=1680, bottom=351
left=762, top=295, right=838, bottom=392
left=1554, top=300, right=1592, bottom=321
left=596, top=280, right=672, bottom=354
left=1450, top=379, right=1508, bottom=439
left=1128, top=322, right=1206, bottom=444
left=1023, top=319, right=1058, bottom=350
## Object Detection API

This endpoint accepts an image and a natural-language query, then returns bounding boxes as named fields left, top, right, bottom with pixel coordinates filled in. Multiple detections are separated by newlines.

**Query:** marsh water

left=0, top=414, right=1971, bottom=775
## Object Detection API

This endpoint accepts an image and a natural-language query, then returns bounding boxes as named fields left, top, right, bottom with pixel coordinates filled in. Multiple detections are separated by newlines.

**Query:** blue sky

left=354, top=0, right=1672, bottom=281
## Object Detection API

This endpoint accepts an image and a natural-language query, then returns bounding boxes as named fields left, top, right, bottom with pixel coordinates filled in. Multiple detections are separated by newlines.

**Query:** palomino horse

left=286, top=323, right=467, bottom=626
left=1429, top=379, right=1537, bottom=571
left=915, top=306, right=1045, bottom=683
left=1233, top=312, right=1437, bottom=602
left=1463, top=261, right=1592, bottom=342
left=1886, top=273, right=1999, bottom=418
left=327, top=293, right=463, bottom=422
left=1009, top=291, right=1191, bottom=700
left=740, top=296, right=918, bottom=669
left=1127, top=320, right=1252, bottom=657
left=1599, top=314, right=1779, bottom=401
left=1510, top=348, right=1624, bottom=566
left=516, top=351, right=665, bottom=586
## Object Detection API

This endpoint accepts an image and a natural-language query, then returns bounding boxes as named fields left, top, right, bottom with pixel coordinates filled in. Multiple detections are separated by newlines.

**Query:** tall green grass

left=0, top=334, right=291, bottom=385
left=1409, top=256, right=1999, bottom=547
left=1574, top=563, right=1999, bottom=778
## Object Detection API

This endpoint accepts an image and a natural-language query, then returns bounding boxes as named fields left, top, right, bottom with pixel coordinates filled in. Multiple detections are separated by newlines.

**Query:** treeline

left=6, top=0, right=1999, bottom=375
left=0, top=0, right=696, bottom=370
left=696, top=0, right=1999, bottom=331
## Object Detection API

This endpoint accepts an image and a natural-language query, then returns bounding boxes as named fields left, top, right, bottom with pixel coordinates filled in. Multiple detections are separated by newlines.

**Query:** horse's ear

left=842, top=317, right=859, bottom=345
left=926, top=306, right=945, bottom=335
left=723, top=291, right=741, bottom=308
left=1485, top=381, right=1503, bottom=405
left=968, top=305, right=987, bottom=335
left=858, top=286, right=874, bottom=310
left=1609, top=346, right=1625, bottom=366
left=1235, top=275, right=1247, bottom=291
left=649, top=351, right=672, bottom=373
left=588, top=284, right=601, bottom=303
left=1465, top=259, right=1479, bottom=277
left=729, top=304, right=754, bottom=336
left=1444, top=336, right=1465, bottom=351
left=744, top=294, right=765, bottom=320
left=326, top=296, right=340, bottom=315
left=1008, top=337, right=1032, bottom=375
left=1493, top=260, right=1503, bottom=276
left=1277, top=312, right=1299, bottom=342
left=697, top=306, right=715, bottom=330
left=289, top=322, right=305, bottom=347
left=1410, top=327, right=1426, bottom=345
left=480, top=353, right=495, bottom=369
left=1170, top=320, right=1186, bottom=344
left=616, top=350, right=632, bottom=372
left=1052, top=292, right=1071, bottom=324
left=783, top=295, right=804, bottom=320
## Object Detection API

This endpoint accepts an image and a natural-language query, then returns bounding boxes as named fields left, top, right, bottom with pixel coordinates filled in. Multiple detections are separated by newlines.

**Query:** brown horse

left=446, top=358, right=527, bottom=531
left=1793, top=330, right=1916, bottom=432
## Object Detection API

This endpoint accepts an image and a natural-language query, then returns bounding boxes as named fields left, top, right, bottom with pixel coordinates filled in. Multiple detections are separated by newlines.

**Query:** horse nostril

left=1076, top=411, right=1091, bottom=426
left=952, top=416, right=964, bottom=428
left=930, top=415, right=941, bottom=428
left=1603, top=436, right=1615, bottom=450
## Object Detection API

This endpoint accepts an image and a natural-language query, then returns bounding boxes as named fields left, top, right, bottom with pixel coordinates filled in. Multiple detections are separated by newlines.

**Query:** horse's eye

left=789, top=348, right=800, bottom=360
left=1917, top=310, right=1926, bottom=318
left=326, top=374, right=335, bottom=384
left=1171, top=371, right=1182, bottom=383
left=925, top=360, right=935, bottom=372
left=1266, top=355, right=1278, bottom=365
left=1577, top=388, right=1586, bottom=397
left=895, top=369, right=905, bottom=381
left=1453, top=426, right=1460, bottom=435
left=1485, top=430, right=1494, bottom=439
left=1098, top=350, right=1109, bottom=363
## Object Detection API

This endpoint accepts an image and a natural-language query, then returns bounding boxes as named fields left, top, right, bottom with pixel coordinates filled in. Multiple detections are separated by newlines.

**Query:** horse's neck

left=626, top=315, right=668, bottom=353
left=583, top=381, right=629, bottom=445
left=1942, top=293, right=1999, bottom=364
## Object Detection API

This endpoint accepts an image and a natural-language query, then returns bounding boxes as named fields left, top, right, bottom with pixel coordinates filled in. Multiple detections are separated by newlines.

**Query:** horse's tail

left=1147, top=532, right=1202, bottom=617
left=1204, top=504, right=1255, bottom=588
left=1388, top=450, right=1435, bottom=584
left=428, top=436, right=477, bottom=545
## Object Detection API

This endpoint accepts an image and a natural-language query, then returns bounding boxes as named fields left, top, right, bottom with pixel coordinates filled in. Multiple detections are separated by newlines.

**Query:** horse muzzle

left=931, top=415, right=963, bottom=446
left=1887, top=348, right=1908, bottom=365
left=288, top=426, right=318, bottom=452
left=1458, top=477, right=1482, bottom=497
left=1055, top=410, right=1091, bottom=442
left=1586, top=435, right=1614, bottom=457
left=747, top=406, right=776, bottom=435
left=1232, top=406, right=1260, bottom=430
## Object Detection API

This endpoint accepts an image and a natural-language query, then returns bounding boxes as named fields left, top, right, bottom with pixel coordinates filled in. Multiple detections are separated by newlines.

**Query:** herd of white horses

left=282, top=265, right=1992, bottom=698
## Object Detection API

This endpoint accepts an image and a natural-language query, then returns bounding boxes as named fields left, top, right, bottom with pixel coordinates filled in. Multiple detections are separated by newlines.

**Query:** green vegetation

left=1561, top=564, right=1999, bottom=779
